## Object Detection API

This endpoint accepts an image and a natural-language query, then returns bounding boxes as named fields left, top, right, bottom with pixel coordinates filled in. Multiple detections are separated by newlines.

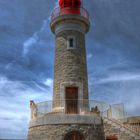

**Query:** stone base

left=28, top=124, right=105, bottom=140
left=28, top=115, right=105, bottom=140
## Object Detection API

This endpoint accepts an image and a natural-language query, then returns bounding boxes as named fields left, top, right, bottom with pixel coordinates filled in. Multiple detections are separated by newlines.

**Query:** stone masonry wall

left=28, top=124, right=105, bottom=140
left=53, top=30, right=89, bottom=108
left=104, top=122, right=136, bottom=140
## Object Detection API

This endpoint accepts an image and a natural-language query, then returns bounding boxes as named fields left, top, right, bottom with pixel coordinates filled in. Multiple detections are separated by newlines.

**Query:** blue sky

left=0, top=0, right=140, bottom=139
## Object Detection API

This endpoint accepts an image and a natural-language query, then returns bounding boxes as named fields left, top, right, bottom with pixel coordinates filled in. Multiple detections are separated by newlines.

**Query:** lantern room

left=59, top=0, right=82, bottom=14
left=51, top=0, right=89, bottom=25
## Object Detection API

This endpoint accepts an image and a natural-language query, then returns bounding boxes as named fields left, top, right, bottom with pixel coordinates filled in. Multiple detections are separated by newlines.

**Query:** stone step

left=103, top=117, right=140, bottom=138
left=135, top=136, right=140, bottom=140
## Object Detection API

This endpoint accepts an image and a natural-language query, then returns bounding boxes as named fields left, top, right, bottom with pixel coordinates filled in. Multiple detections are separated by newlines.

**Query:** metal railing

left=104, top=117, right=140, bottom=136
left=30, top=100, right=128, bottom=121
left=30, top=99, right=109, bottom=118
left=50, top=7, right=89, bottom=21
left=102, top=104, right=126, bottom=120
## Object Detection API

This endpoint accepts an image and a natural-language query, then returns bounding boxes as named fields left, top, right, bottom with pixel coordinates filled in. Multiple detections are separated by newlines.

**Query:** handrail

left=50, top=6, right=89, bottom=21
left=104, top=117, right=140, bottom=136
left=30, top=99, right=109, bottom=119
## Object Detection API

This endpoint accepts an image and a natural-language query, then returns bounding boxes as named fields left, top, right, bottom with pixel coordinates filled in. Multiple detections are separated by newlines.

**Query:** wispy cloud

left=96, top=73, right=140, bottom=84
left=22, top=19, right=49, bottom=57
left=23, top=33, right=39, bottom=56
left=87, top=53, right=93, bottom=59
left=0, top=76, right=53, bottom=138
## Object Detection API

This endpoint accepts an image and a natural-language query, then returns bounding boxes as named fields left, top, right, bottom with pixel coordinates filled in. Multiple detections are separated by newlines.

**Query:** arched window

left=64, top=131, right=85, bottom=140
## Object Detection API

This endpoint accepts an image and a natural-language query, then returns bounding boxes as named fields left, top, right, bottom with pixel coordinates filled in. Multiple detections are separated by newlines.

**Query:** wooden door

left=65, top=87, right=78, bottom=114
left=64, top=131, right=84, bottom=140
left=106, top=136, right=118, bottom=140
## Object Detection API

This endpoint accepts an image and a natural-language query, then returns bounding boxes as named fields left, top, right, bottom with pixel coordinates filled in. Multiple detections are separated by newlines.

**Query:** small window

left=69, top=38, right=74, bottom=47
left=67, top=36, right=76, bottom=49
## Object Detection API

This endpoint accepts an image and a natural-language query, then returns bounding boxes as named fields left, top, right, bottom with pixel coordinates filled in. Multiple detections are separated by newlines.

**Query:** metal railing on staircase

left=104, top=117, right=140, bottom=136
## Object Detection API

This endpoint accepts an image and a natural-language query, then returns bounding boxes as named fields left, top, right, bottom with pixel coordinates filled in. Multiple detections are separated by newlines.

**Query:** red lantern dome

left=59, top=0, right=81, bottom=8
left=59, top=0, right=81, bottom=14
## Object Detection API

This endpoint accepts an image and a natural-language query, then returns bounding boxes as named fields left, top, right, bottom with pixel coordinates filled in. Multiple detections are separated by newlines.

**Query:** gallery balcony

left=30, top=99, right=109, bottom=119
left=50, top=7, right=89, bottom=22
left=29, top=100, right=128, bottom=129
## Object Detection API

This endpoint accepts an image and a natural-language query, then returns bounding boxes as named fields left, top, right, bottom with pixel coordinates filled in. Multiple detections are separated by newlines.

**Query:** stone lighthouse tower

left=28, top=0, right=105, bottom=140
left=51, top=0, right=89, bottom=114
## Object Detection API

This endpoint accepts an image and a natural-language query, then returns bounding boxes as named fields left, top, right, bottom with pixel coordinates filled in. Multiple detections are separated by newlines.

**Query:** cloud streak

left=96, top=73, right=140, bottom=84
left=0, top=76, right=53, bottom=138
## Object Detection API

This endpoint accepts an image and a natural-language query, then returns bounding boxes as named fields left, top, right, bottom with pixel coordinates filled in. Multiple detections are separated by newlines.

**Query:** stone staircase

left=103, top=117, right=140, bottom=140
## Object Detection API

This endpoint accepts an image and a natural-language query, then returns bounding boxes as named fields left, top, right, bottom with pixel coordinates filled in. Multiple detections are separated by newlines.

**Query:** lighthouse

left=28, top=0, right=105, bottom=140
left=51, top=0, right=90, bottom=114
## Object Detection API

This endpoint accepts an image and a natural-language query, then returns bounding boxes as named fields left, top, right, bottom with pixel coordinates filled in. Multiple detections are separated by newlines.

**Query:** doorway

left=65, top=87, right=78, bottom=114
left=64, top=131, right=84, bottom=140
left=106, top=135, right=118, bottom=140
